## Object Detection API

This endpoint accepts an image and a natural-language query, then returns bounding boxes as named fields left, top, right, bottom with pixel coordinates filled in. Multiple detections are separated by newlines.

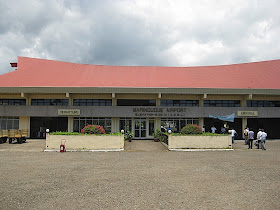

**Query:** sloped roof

left=0, top=56, right=279, bottom=89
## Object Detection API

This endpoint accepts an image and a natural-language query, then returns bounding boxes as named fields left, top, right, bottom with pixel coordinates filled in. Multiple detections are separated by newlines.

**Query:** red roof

left=0, top=56, right=280, bottom=89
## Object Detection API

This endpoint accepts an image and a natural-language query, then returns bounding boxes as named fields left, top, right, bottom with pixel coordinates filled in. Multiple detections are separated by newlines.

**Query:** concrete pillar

left=242, top=117, right=247, bottom=139
left=199, top=118, right=204, bottom=127
left=112, top=117, right=119, bottom=133
left=67, top=93, right=73, bottom=106
left=68, top=117, right=74, bottom=132
left=154, top=117, right=161, bottom=130
left=156, top=93, right=161, bottom=106
left=112, top=98, right=117, bottom=106
left=19, top=116, right=30, bottom=137
left=199, top=95, right=205, bottom=107
left=241, top=96, right=247, bottom=107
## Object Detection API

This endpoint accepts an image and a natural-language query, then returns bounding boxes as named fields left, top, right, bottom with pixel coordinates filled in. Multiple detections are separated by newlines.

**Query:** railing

left=0, top=129, right=29, bottom=138
left=160, top=133, right=169, bottom=145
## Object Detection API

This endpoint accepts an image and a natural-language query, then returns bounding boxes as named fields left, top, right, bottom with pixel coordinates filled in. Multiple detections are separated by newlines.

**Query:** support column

left=19, top=116, right=30, bottom=137
left=156, top=93, right=161, bottom=106
left=68, top=117, right=74, bottom=132
left=155, top=117, right=161, bottom=130
left=112, top=117, right=119, bottom=133
left=200, top=94, right=206, bottom=107
left=242, top=117, right=247, bottom=139
left=199, top=118, right=204, bottom=127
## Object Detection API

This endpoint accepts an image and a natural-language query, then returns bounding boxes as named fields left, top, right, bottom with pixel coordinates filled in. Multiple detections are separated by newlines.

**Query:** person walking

left=229, top=128, right=237, bottom=144
left=244, top=126, right=249, bottom=145
left=260, top=129, right=267, bottom=150
left=248, top=128, right=254, bottom=149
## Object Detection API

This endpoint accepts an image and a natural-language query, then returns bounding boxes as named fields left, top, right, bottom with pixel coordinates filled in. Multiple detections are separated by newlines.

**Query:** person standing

left=229, top=128, right=237, bottom=144
left=244, top=126, right=249, bottom=145
left=256, top=129, right=262, bottom=149
left=248, top=128, right=254, bottom=149
left=221, top=126, right=226, bottom=134
left=260, top=129, right=267, bottom=150
left=211, top=125, right=217, bottom=133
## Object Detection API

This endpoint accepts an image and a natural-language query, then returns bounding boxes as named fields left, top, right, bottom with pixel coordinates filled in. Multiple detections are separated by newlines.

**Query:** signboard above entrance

left=58, top=109, right=80, bottom=116
left=132, top=107, right=187, bottom=117
left=237, top=111, right=258, bottom=117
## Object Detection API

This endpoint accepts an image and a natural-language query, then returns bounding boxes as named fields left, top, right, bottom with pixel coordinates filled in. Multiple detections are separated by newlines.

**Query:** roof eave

left=0, top=87, right=279, bottom=95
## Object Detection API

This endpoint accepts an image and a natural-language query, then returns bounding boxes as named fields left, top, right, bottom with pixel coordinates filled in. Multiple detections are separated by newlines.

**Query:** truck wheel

left=3, top=137, right=7, bottom=143
left=22, top=137, right=26, bottom=143
left=0, top=138, right=3, bottom=144
left=9, top=138, right=13, bottom=144
left=17, top=138, right=23, bottom=144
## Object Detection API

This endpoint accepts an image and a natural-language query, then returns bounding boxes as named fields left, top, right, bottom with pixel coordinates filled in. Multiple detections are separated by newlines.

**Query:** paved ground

left=0, top=139, right=279, bottom=209
left=124, top=140, right=168, bottom=152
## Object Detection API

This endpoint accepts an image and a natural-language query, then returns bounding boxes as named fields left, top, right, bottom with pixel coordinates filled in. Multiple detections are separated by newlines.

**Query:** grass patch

left=50, top=131, right=122, bottom=136
left=171, top=132, right=228, bottom=136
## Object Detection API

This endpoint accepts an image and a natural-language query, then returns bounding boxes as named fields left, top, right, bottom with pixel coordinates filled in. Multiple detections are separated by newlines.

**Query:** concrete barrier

left=46, top=134, right=124, bottom=151
left=168, top=135, right=232, bottom=149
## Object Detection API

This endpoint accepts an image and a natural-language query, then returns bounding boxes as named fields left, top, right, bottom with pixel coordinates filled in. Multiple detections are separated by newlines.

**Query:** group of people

left=206, top=125, right=268, bottom=150
left=243, top=127, right=267, bottom=150
left=207, top=125, right=237, bottom=144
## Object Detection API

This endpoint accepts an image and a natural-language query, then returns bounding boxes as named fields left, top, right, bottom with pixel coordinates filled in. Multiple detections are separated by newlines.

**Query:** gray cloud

left=0, top=0, right=280, bottom=74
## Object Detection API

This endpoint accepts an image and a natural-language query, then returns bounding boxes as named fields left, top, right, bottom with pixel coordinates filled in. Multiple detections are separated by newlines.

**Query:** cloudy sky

left=0, top=0, right=280, bottom=74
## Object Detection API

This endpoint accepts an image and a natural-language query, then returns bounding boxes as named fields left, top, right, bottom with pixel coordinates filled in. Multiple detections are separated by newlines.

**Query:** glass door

left=134, top=119, right=147, bottom=139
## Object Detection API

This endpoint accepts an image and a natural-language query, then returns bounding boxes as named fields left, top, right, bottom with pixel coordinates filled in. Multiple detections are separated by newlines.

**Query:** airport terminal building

left=0, top=57, right=280, bottom=139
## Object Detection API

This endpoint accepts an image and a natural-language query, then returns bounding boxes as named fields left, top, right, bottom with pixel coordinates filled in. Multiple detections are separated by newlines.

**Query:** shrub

left=153, top=129, right=168, bottom=143
left=81, top=125, right=106, bottom=134
left=50, top=132, right=122, bottom=136
left=153, top=129, right=162, bottom=140
left=181, top=124, right=203, bottom=135
left=124, top=131, right=134, bottom=140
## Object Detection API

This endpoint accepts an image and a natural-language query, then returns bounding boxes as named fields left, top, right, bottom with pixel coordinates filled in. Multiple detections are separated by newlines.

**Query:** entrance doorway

left=134, top=119, right=147, bottom=139
left=204, top=118, right=242, bottom=139
left=30, top=117, right=68, bottom=139
left=247, top=118, right=280, bottom=139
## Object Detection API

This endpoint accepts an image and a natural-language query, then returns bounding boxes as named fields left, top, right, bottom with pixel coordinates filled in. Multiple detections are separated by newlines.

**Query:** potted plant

left=124, top=131, right=134, bottom=142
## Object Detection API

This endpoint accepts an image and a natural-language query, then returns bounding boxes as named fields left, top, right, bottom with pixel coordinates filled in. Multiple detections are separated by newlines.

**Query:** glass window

left=73, top=117, right=112, bottom=133
left=161, top=100, right=199, bottom=107
left=247, top=100, right=280, bottom=107
left=73, top=99, right=112, bottom=106
left=161, top=118, right=199, bottom=133
left=0, top=99, right=26, bottom=105
left=0, top=117, right=19, bottom=129
left=31, top=99, right=69, bottom=106
left=117, top=99, right=156, bottom=106
left=204, top=100, right=240, bottom=107
left=120, top=118, right=132, bottom=132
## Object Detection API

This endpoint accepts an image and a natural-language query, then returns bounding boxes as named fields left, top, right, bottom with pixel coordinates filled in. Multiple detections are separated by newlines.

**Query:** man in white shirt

left=256, top=129, right=262, bottom=149
left=260, top=129, right=267, bottom=150
left=211, top=125, right=217, bottom=133
left=229, top=128, right=237, bottom=144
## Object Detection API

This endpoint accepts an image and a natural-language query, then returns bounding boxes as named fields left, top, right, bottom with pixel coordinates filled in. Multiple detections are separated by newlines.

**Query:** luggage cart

left=0, top=130, right=8, bottom=143
left=8, top=129, right=29, bottom=144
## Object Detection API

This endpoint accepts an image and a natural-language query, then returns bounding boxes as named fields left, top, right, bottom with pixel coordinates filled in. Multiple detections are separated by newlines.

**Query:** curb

left=169, top=149, right=234, bottom=152
left=44, top=149, right=124, bottom=152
